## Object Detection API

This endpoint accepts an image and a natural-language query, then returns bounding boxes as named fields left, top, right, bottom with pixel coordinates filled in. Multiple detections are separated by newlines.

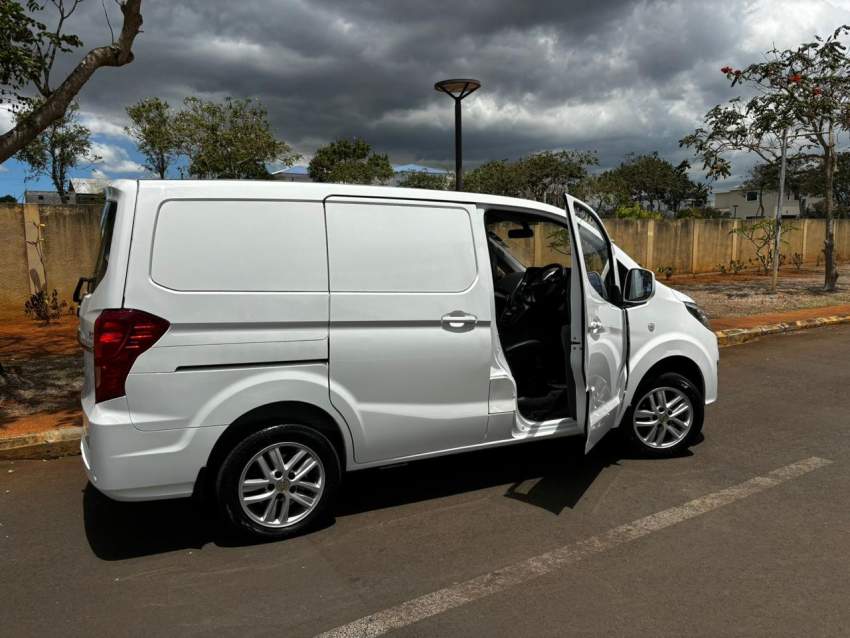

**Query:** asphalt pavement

left=2, top=325, right=850, bottom=637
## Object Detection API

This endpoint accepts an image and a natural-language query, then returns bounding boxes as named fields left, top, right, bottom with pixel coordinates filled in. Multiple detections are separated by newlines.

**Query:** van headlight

left=684, top=301, right=711, bottom=329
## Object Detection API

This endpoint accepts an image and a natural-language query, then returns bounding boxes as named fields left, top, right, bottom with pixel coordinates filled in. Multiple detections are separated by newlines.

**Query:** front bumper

left=82, top=394, right=225, bottom=501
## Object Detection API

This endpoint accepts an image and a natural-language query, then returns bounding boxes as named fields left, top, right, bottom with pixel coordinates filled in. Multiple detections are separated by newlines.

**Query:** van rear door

left=563, top=196, right=628, bottom=452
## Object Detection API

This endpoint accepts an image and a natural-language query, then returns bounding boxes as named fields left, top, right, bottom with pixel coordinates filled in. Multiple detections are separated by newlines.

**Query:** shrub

left=24, top=289, right=69, bottom=323
left=615, top=203, right=663, bottom=220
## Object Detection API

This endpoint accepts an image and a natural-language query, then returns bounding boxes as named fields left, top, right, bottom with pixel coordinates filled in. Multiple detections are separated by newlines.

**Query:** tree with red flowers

left=683, top=26, right=850, bottom=291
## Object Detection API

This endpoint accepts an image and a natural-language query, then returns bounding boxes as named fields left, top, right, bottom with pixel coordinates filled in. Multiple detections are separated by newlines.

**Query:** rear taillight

left=93, top=309, right=169, bottom=403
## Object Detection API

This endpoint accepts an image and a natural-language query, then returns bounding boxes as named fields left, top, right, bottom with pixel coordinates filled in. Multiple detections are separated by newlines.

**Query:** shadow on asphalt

left=83, top=433, right=698, bottom=561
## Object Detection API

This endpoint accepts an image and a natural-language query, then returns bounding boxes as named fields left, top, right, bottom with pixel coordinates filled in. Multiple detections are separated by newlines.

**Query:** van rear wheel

left=216, top=424, right=340, bottom=540
left=621, top=372, right=703, bottom=457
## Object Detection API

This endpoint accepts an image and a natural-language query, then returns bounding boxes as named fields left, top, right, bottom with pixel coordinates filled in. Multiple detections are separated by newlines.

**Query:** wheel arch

left=197, top=401, right=349, bottom=502
left=630, top=355, right=705, bottom=406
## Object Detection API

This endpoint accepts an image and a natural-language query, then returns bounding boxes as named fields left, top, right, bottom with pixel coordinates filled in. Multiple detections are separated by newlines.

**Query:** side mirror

left=623, top=268, right=655, bottom=305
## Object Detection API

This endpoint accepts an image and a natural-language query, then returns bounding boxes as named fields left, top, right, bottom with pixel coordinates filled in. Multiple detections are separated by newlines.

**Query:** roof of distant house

left=272, top=165, right=310, bottom=176
left=70, top=177, right=109, bottom=194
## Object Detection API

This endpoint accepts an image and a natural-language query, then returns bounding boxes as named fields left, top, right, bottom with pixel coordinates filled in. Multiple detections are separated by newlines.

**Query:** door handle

left=441, top=311, right=477, bottom=332
left=588, top=319, right=604, bottom=335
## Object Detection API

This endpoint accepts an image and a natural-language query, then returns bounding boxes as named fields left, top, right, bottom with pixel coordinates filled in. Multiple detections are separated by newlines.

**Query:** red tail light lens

left=93, top=309, right=169, bottom=403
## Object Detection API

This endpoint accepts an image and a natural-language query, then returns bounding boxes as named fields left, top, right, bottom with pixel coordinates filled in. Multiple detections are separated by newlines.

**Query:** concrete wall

left=0, top=205, right=31, bottom=314
left=0, top=204, right=849, bottom=315
left=0, top=203, right=101, bottom=316
left=41, top=205, right=102, bottom=303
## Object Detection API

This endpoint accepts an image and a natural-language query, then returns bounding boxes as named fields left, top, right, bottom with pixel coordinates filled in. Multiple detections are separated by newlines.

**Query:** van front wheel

left=621, top=372, right=703, bottom=457
left=216, top=424, right=340, bottom=540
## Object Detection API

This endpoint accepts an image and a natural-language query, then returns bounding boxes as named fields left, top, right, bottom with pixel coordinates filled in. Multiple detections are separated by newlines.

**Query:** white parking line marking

left=316, top=457, right=832, bottom=638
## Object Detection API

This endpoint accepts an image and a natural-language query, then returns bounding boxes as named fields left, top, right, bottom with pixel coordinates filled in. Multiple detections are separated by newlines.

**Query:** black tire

left=216, top=424, right=341, bottom=540
left=620, top=371, right=704, bottom=458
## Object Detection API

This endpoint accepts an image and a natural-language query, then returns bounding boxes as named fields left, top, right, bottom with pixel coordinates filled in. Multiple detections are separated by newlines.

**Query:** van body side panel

left=121, top=192, right=331, bottom=432
left=325, top=197, right=492, bottom=464
left=625, top=293, right=719, bottom=408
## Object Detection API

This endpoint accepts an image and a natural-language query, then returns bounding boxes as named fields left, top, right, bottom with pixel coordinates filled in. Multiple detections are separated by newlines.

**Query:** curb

left=2, top=313, right=849, bottom=460
left=0, top=426, right=82, bottom=460
left=714, top=313, right=850, bottom=347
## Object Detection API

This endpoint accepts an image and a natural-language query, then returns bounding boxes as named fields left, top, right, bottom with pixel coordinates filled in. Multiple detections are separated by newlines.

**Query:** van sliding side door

left=563, top=196, right=628, bottom=453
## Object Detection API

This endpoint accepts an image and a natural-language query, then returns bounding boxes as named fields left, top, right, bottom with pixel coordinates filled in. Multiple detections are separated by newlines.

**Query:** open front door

left=564, top=197, right=628, bottom=453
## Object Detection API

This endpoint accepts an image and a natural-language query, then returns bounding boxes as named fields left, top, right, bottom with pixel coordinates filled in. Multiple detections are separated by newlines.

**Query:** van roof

left=107, top=179, right=570, bottom=217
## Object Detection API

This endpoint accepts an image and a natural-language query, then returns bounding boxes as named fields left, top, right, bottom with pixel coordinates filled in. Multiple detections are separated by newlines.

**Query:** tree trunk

left=824, top=130, right=839, bottom=291
left=0, top=1, right=143, bottom=163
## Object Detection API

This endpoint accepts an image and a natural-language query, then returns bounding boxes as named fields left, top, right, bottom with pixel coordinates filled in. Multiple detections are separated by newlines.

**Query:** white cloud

left=90, top=142, right=146, bottom=174
left=80, top=113, right=132, bottom=139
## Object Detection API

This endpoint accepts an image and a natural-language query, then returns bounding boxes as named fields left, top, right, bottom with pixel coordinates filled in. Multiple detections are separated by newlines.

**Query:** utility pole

left=770, top=127, right=788, bottom=292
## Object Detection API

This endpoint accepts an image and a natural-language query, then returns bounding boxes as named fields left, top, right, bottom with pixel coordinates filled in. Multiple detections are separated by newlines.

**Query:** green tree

left=464, top=159, right=523, bottom=196
left=0, top=0, right=143, bottom=162
left=464, top=150, right=598, bottom=202
left=683, top=26, right=850, bottom=290
left=796, top=152, right=850, bottom=216
left=595, top=153, right=706, bottom=214
left=308, top=138, right=393, bottom=184
left=173, top=97, right=298, bottom=179
left=0, top=194, right=17, bottom=202
left=397, top=171, right=451, bottom=190
left=14, top=101, right=94, bottom=202
left=125, top=97, right=176, bottom=178
left=515, top=150, right=598, bottom=203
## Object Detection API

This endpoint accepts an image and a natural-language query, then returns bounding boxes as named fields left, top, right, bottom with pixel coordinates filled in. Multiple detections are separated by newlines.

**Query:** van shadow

left=83, top=434, right=698, bottom=561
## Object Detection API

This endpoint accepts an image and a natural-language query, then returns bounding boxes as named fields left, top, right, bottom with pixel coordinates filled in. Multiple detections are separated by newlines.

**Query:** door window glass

left=92, top=200, right=117, bottom=287
left=487, top=218, right=571, bottom=270
left=573, top=202, right=614, bottom=301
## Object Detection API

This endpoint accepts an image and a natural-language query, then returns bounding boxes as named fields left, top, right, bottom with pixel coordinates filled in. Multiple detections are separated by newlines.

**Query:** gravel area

left=669, top=264, right=850, bottom=318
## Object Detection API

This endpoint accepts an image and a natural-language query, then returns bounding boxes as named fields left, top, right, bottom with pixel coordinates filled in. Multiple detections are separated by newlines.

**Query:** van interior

left=485, top=211, right=576, bottom=423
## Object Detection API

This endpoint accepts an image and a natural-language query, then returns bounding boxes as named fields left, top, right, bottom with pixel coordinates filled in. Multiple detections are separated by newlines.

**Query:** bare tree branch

left=0, top=0, right=143, bottom=163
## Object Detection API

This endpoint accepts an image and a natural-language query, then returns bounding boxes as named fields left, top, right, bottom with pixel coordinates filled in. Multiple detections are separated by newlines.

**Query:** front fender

left=626, top=332, right=718, bottom=409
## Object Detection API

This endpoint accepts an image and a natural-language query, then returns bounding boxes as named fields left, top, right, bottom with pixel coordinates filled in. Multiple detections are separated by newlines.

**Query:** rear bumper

left=81, top=395, right=225, bottom=502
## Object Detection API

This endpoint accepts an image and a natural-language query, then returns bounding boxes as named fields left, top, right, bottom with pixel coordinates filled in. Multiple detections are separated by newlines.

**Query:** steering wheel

left=501, top=263, right=566, bottom=327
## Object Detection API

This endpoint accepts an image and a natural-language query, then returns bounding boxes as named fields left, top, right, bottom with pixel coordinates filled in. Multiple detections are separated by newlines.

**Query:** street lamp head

left=434, top=78, right=481, bottom=100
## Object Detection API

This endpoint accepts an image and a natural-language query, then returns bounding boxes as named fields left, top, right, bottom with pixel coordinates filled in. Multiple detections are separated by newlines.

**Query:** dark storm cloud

left=37, top=0, right=850, bottom=176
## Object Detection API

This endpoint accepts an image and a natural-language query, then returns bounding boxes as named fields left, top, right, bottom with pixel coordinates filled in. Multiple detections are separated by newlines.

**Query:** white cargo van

left=77, top=180, right=718, bottom=539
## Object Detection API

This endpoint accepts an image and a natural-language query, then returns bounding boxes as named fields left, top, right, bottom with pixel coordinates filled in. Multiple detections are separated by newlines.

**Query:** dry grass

left=668, top=264, right=850, bottom=318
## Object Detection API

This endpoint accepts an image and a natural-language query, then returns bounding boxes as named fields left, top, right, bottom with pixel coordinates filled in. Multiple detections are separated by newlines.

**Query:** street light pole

left=435, top=79, right=481, bottom=191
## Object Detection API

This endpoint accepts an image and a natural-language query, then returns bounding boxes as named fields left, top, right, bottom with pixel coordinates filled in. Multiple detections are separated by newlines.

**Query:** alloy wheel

left=632, top=386, right=693, bottom=449
left=238, top=442, right=325, bottom=528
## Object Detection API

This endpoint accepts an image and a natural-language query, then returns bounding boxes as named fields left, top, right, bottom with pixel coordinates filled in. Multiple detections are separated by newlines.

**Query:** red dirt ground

left=0, top=315, right=79, bottom=358
left=710, top=303, right=850, bottom=331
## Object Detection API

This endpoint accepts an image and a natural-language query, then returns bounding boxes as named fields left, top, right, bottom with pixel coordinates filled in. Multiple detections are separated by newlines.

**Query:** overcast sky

left=3, top=0, right=850, bottom=197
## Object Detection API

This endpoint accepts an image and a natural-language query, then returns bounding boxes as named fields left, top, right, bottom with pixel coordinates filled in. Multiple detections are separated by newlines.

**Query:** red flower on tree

left=813, top=86, right=823, bottom=95
left=720, top=66, right=733, bottom=74
left=789, top=73, right=803, bottom=83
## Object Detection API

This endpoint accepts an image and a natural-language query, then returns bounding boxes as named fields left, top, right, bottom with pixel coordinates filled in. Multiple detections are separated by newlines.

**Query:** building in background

left=24, top=177, right=108, bottom=205
left=271, top=165, right=312, bottom=182
left=714, top=187, right=820, bottom=218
